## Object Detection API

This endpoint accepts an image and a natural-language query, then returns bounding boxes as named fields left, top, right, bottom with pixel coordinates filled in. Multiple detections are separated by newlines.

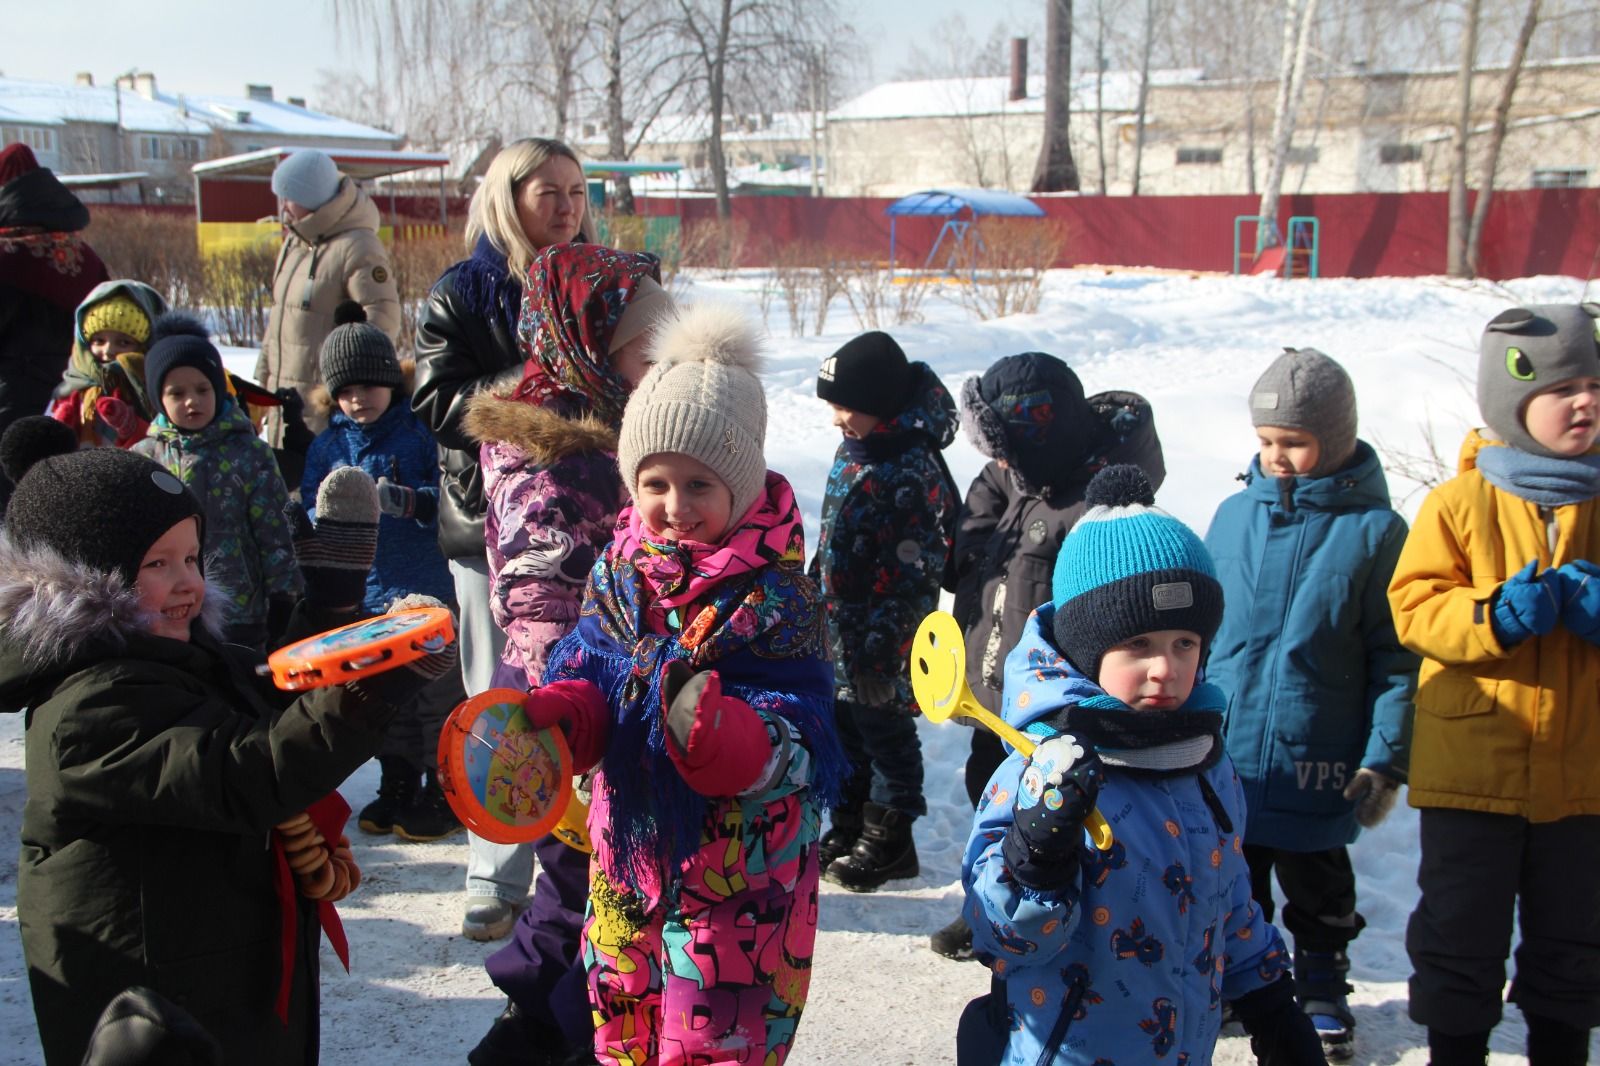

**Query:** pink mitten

left=94, top=395, right=139, bottom=441
left=660, top=661, right=769, bottom=796
left=524, top=679, right=610, bottom=772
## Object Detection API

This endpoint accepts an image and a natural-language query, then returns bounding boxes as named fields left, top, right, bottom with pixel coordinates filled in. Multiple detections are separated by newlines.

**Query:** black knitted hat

left=2, top=416, right=204, bottom=585
left=320, top=301, right=401, bottom=395
left=144, top=313, right=230, bottom=419
left=1049, top=465, right=1223, bottom=680
left=816, top=331, right=914, bottom=419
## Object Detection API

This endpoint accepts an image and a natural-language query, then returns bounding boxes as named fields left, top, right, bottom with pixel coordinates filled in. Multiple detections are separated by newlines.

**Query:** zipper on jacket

left=1197, top=774, right=1234, bottom=834
left=1034, top=973, right=1089, bottom=1066
left=1539, top=505, right=1559, bottom=558
left=301, top=244, right=326, bottom=311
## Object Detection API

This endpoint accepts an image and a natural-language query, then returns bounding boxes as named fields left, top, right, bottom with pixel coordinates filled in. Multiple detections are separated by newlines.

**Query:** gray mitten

left=850, top=670, right=896, bottom=708
left=1342, top=768, right=1400, bottom=829
left=297, top=467, right=379, bottom=613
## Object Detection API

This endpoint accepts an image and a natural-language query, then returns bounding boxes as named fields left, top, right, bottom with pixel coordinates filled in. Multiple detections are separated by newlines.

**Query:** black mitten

left=1002, top=733, right=1104, bottom=890
left=1232, top=974, right=1329, bottom=1066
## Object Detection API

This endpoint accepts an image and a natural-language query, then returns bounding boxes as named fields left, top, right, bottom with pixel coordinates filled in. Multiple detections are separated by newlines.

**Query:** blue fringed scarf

left=447, top=234, right=522, bottom=341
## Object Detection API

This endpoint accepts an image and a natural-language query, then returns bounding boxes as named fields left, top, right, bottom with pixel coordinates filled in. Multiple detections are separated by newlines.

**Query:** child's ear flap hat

left=143, top=312, right=230, bottom=409
left=1, top=415, right=204, bottom=585
left=1249, top=346, right=1358, bottom=477
left=1050, top=465, right=1223, bottom=680
left=1478, top=302, right=1600, bottom=458
left=960, top=352, right=1094, bottom=495
left=617, top=302, right=767, bottom=522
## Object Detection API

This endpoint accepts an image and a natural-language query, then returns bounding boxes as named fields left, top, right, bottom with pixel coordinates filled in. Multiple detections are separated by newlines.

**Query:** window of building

left=1286, top=145, right=1320, bottom=165
left=1531, top=167, right=1589, bottom=189
left=1379, top=143, right=1422, bottom=164
left=1177, top=147, right=1223, bottom=165
left=138, top=136, right=201, bottom=161
left=2, top=126, right=54, bottom=152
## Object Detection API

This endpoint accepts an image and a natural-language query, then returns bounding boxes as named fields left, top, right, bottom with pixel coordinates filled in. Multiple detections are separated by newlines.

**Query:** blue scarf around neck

left=1475, top=443, right=1600, bottom=506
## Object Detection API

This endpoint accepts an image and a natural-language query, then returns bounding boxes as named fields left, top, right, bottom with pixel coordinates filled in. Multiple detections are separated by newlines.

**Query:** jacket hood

left=0, top=534, right=227, bottom=695
left=0, top=162, right=89, bottom=232
left=1240, top=439, right=1390, bottom=510
left=308, top=358, right=416, bottom=420
left=463, top=388, right=620, bottom=465
left=1457, top=427, right=1495, bottom=473
left=286, top=178, right=379, bottom=244
left=872, top=361, right=957, bottom=450
left=969, top=388, right=1164, bottom=502
left=1000, top=606, right=1104, bottom=733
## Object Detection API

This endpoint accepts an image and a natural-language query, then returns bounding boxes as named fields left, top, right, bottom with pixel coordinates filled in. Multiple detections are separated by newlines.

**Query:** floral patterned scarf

left=513, top=243, right=660, bottom=427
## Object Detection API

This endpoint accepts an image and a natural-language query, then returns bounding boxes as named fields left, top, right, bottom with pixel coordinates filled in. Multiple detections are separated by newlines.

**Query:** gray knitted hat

left=271, top=148, right=341, bottom=211
left=321, top=301, right=402, bottom=395
left=1477, top=303, right=1600, bottom=458
left=1249, top=347, right=1358, bottom=477
left=617, top=303, right=768, bottom=524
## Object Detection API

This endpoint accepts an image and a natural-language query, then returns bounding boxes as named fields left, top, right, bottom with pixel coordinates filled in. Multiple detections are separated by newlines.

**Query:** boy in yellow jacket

left=1388, top=301, right=1600, bottom=1066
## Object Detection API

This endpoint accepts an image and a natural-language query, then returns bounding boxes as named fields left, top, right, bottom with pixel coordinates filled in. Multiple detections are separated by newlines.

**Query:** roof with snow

left=829, top=68, right=1206, bottom=122
left=0, top=75, right=399, bottom=143
left=192, top=146, right=449, bottom=180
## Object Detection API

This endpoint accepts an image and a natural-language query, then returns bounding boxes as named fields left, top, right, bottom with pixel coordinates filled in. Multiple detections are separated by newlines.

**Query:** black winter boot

left=467, top=1000, right=571, bottom=1066
left=1526, top=1013, right=1591, bottom=1066
left=393, top=770, right=464, bottom=842
left=357, top=757, right=418, bottom=834
left=825, top=801, right=918, bottom=892
left=819, top=802, right=865, bottom=869
left=1294, top=948, right=1356, bottom=1062
left=929, top=913, right=975, bottom=960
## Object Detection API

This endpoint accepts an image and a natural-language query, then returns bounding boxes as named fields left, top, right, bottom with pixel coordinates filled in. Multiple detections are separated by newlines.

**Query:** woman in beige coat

left=258, top=149, right=400, bottom=443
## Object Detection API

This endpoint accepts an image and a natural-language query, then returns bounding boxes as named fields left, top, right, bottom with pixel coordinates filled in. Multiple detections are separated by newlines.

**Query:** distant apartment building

left=0, top=71, right=402, bottom=203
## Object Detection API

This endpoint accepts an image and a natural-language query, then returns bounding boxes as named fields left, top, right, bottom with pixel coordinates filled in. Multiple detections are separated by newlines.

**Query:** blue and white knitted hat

left=1050, top=465, right=1223, bottom=677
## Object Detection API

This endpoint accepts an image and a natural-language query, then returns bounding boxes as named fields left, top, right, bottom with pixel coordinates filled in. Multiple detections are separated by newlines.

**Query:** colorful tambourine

left=266, top=606, right=456, bottom=691
left=438, top=688, right=577, bottom=847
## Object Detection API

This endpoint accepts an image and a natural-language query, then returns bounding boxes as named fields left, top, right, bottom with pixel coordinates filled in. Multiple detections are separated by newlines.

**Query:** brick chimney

left=1009, top=38, right=1028, bottom=101
left=75, top=72, right=94, bottom=87
left=246, top=84, right=273, bottom=102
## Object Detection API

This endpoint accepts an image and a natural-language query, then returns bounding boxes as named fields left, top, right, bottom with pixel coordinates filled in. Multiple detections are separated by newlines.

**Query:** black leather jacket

left=411, top=261, right=523, bottom=560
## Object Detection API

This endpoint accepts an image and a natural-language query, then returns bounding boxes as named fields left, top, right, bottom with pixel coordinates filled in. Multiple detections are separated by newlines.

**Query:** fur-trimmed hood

left=462, top=387, right=620, bottom=465
left=307, top=358, right=416, bottom=420
left=0, top=533, right=227, bottom=691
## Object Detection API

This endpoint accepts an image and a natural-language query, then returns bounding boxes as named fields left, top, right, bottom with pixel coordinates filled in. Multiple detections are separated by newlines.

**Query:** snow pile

left=3, top=269, right=1594, bottom=1064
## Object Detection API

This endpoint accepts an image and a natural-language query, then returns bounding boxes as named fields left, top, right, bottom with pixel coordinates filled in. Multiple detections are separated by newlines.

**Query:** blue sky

left=2, top=0, right=1012, bottom=109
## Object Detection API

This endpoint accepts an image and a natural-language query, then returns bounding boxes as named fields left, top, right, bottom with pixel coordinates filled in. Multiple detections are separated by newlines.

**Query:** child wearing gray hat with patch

left=1388, top=303, right=1600, bottom=1066
left=1203, top=347, right=1418, bottom=1062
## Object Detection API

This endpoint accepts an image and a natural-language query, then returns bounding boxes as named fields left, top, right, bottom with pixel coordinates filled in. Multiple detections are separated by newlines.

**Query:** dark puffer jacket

left=411, top=240, right=525, bottom=560
left=810, top=362, right=960, bottom=707
left=0, top=534, right=395, bottom=1066
left=953, top=382, right=1164, bottom=715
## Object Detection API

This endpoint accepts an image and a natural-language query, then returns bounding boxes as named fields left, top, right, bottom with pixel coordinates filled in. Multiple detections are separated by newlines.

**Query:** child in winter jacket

left=50, top=279, right=167, bottom=448
left=933, top=351, right=1165, bottom=959
left=962, top=464, right=1325, bottom=1066
left=1388, top=302, right=1600, bottom=1066
left=134, top=314, right=302, bottom=651
left=302, top=301, right=462, bottom=843
left=810, top=330, right=959, bottom=892
left=1204, top=347, right=1417, bottom=1061
left=0, top=417, right=456, bottom=1066
left=522, top=302, right=847, bottom=1065
left=459, top=243, right=668, bottom=1064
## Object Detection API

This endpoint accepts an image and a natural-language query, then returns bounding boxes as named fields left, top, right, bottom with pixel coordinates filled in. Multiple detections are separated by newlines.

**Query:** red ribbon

left=269, top=792, right=352, bottom=1024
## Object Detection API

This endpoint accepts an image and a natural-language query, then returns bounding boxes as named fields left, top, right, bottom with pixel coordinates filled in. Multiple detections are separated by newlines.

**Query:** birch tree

left=1446, top=0, right=1483, bottom=277
left=1257, top=0, right=1320, bottom=248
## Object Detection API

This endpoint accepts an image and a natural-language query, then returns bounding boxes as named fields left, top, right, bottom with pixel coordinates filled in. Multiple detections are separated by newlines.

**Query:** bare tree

left=1465, top=0, right=1542, bottom=276
left=1032, top=0, right=1081, bottom=191
left=1257, top=0, right=1320, bottom=247
left=1447, top=0, right=1483, bottom=277
left=1130, top=0, right=1159, bottom=194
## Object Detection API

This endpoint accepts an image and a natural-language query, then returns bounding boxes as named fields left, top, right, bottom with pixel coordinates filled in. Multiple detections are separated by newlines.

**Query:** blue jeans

left=835, top=698, right=926, bottom=817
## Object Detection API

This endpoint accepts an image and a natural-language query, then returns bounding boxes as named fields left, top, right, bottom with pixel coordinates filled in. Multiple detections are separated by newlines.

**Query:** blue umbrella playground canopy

left=885, top=187, right=1045, bottom=272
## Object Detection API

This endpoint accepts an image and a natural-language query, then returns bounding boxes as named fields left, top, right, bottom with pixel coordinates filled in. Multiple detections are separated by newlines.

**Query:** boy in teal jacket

left=1204, top=347, right=1417, bottom=1061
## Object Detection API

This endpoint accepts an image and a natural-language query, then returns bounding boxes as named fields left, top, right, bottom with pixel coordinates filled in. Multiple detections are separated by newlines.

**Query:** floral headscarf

left=514, top=243, right=661, bottom=427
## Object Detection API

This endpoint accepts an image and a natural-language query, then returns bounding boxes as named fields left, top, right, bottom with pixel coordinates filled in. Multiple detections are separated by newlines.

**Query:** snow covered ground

left=3, top=267, right=1597, bottom=1064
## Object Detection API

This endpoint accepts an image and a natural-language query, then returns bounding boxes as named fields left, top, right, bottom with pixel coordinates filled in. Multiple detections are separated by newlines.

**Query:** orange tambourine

left=437, top=689, right=577, bottom=847
left=266, top=607, right=455, bottom=691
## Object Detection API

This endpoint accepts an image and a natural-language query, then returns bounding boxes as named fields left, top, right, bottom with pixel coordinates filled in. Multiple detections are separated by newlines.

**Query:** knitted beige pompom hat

left=617, top=302, right=768, bottom=521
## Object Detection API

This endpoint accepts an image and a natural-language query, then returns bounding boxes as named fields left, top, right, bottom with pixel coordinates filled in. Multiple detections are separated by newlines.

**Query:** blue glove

left=1003, top=733, right=1104, bottom=891
left=1556, top=559, right=1600, bottom=645
left=1490, top=560, right=1560, bottom=647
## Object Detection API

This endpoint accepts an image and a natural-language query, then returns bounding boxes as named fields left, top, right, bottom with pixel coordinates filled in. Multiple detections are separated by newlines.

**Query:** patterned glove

left=661, top=660, right=769, bottom=796
left=1342, top=767, right=1400, bottom=828
left=1003, top=733, right=1104, bottom=891
left=375, top=476, right=417, bottom=520
left=295, top=466, right=379, bottom=613
left=850, top=670, right=896, bottom=708
left=1556, top=559, right=1600, bottom=645
left=1490, top=560, right=1561, bottom=647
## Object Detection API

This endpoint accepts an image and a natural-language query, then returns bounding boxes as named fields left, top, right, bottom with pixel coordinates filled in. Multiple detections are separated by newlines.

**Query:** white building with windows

left=0, top=71, right=402, bottom=203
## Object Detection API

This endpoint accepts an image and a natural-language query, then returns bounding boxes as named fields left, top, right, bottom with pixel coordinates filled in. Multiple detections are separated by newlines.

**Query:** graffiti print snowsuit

left=964, top=607, right=1290, bottom=1066
left=543, top=472, right=846, bottom=1066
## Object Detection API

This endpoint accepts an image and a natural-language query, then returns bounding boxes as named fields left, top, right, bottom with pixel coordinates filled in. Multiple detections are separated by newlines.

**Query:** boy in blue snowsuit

left=962, top=465, right=1325, bottom=1066
left=302, top=301, right=463, bottom=842
left=810, top=331, right=960, bottom=892
left=1204, top=347, right=1416, bottom=1061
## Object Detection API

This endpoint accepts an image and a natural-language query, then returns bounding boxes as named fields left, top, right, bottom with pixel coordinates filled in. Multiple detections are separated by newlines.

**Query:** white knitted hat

left=617, top=302, right=768, bottom=522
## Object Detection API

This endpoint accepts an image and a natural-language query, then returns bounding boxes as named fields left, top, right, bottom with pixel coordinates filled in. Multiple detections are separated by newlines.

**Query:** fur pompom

left=648, top=303, right=764, bottom=375
left=148, top=311, right=211, bottom=347
left=334, top=300, right=368, bottom=326
left=1085, top=464, right=1156, bottom=509
left=0, top=416, right=76, bottom=487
